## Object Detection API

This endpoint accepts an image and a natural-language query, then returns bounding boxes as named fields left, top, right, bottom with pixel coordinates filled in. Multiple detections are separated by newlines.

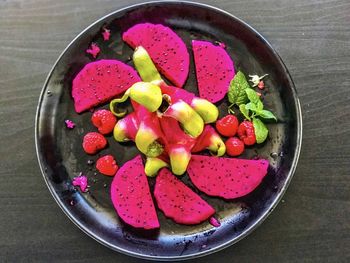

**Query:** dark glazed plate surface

left=35, top=1, right=302, bottom=260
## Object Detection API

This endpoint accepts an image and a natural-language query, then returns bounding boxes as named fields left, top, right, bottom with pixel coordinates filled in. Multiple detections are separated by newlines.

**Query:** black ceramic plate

left=35, top=1, right=302, bottom=260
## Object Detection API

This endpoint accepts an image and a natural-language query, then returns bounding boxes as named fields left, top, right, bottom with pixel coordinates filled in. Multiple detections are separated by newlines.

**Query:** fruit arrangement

left=68, top=23, right=277, bottom=230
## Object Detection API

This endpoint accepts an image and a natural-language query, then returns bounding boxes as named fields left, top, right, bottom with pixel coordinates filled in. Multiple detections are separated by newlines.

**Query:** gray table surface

left=1, top=0, right=349, bottom=262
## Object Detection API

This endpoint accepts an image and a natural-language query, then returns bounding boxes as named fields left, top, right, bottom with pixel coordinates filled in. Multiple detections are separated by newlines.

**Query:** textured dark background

left=0, top=0, right=349, bottom=262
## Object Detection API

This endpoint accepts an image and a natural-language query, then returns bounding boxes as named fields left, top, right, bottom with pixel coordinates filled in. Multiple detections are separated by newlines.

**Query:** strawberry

left=91, top=109, right=117, bottom=134
left=96, top=155, right=118, bottom=176
left=82, top=132, right=107, bottom=155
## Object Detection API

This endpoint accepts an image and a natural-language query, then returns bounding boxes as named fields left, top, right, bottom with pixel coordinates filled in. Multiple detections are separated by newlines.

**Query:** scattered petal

left=72, top=175, right=88, bottom=192
left=65, top=119, right=75, bottom=129
left=102, top=28, right=111, bottom=41
left=86, top=43, right=100, bottom=58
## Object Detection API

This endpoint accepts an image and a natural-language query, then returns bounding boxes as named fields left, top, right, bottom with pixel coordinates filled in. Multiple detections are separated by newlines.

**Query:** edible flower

left=248, top=74, right=268, bottom=87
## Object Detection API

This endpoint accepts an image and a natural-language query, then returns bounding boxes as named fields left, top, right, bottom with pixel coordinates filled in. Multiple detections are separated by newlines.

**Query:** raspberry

left=96, top=155, right=118, bottom=176
left=237, top=121, right=256, bottom=146
left=82, top=132, right=107, bottom=155
left=215, top=115, right=239, bottom=137
left=91, top=109, right=117, bottom=134
left=225, top=137, right=245, bottom=156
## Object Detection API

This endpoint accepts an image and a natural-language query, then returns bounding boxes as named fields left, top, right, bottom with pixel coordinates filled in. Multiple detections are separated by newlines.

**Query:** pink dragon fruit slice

left=192, top=40, right=235, bottom=103
left=110, top=155, right=160, bottom=229
left=122, top=23, right=189, bottom=87
left=72, top=59, right=140, bottom=113
left=154, top=168, right=215, bottom=224
left=187, top=155, right=269, bottom=199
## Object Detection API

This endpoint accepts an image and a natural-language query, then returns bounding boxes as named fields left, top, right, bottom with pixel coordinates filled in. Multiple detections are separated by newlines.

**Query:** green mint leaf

left=245, top=102, right=258, bottom=113
left=227, top=71, right=250, bottom=106
left=257, top=100, right=264, bottom=111
left=239, top=104, right=251, bottom=120
left=245, top=88, right=260, bottom=104
left=257, top=110, right=277, bottom=121
left=253, top=117, right=269, bottom=144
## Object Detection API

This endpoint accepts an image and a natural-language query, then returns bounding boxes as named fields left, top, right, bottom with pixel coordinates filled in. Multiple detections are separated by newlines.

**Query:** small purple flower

left=249, top=74, right=268, bottom=87
left=65, top=119, right=75, bottom=129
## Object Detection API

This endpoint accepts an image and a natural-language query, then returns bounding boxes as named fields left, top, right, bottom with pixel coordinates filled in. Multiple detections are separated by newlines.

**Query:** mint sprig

left=252, top=117, right=269, bottom=144
left=227, top=71, right=277, bottom=144
left=227, top=71, right=250, bottom=108
left=239, top=104, right=251, bottom=121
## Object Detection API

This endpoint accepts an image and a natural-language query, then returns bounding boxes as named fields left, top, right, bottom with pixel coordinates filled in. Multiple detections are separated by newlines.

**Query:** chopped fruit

left=192, top=125, right=226, bottom=156
left=192, top=40, right=235, bottom=103
left=82, top=132, right=107, bottom=154
left=162, top=100, right=204, bottom=138
left=159, top=116, right=196, bottom=175
left=110, top=155, right=160, bottom=229
left=96, top=155, right=118, bottom=176
left=123, top=23, right=190, bottom=87
left=113, top=112, right=139, bottom=142
left=187, top=155, right=269, bottom=199
left=215, top=115, right=239, bottom=137
left=91, top=109, right=117, bottom=134
left=154, top=168, right=215, bottom=224
left=65, top=22, right=278, bottom=230
left=72, top=60, right=140, bottom=113
left=144, top=157, right=168, bottom=177
left=131, top=48, right=219, bottom=124
left=237, top=121, right=256, bottom=145
left=109, top=82, right=162, bottom=116
left=135, top=106, right=164, bottom=157
left=225, top=137, right=245, bottom=156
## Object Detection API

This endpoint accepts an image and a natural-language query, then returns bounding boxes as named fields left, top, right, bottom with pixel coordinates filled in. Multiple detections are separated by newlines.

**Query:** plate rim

left=35, top=0, right=303, bottom=260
